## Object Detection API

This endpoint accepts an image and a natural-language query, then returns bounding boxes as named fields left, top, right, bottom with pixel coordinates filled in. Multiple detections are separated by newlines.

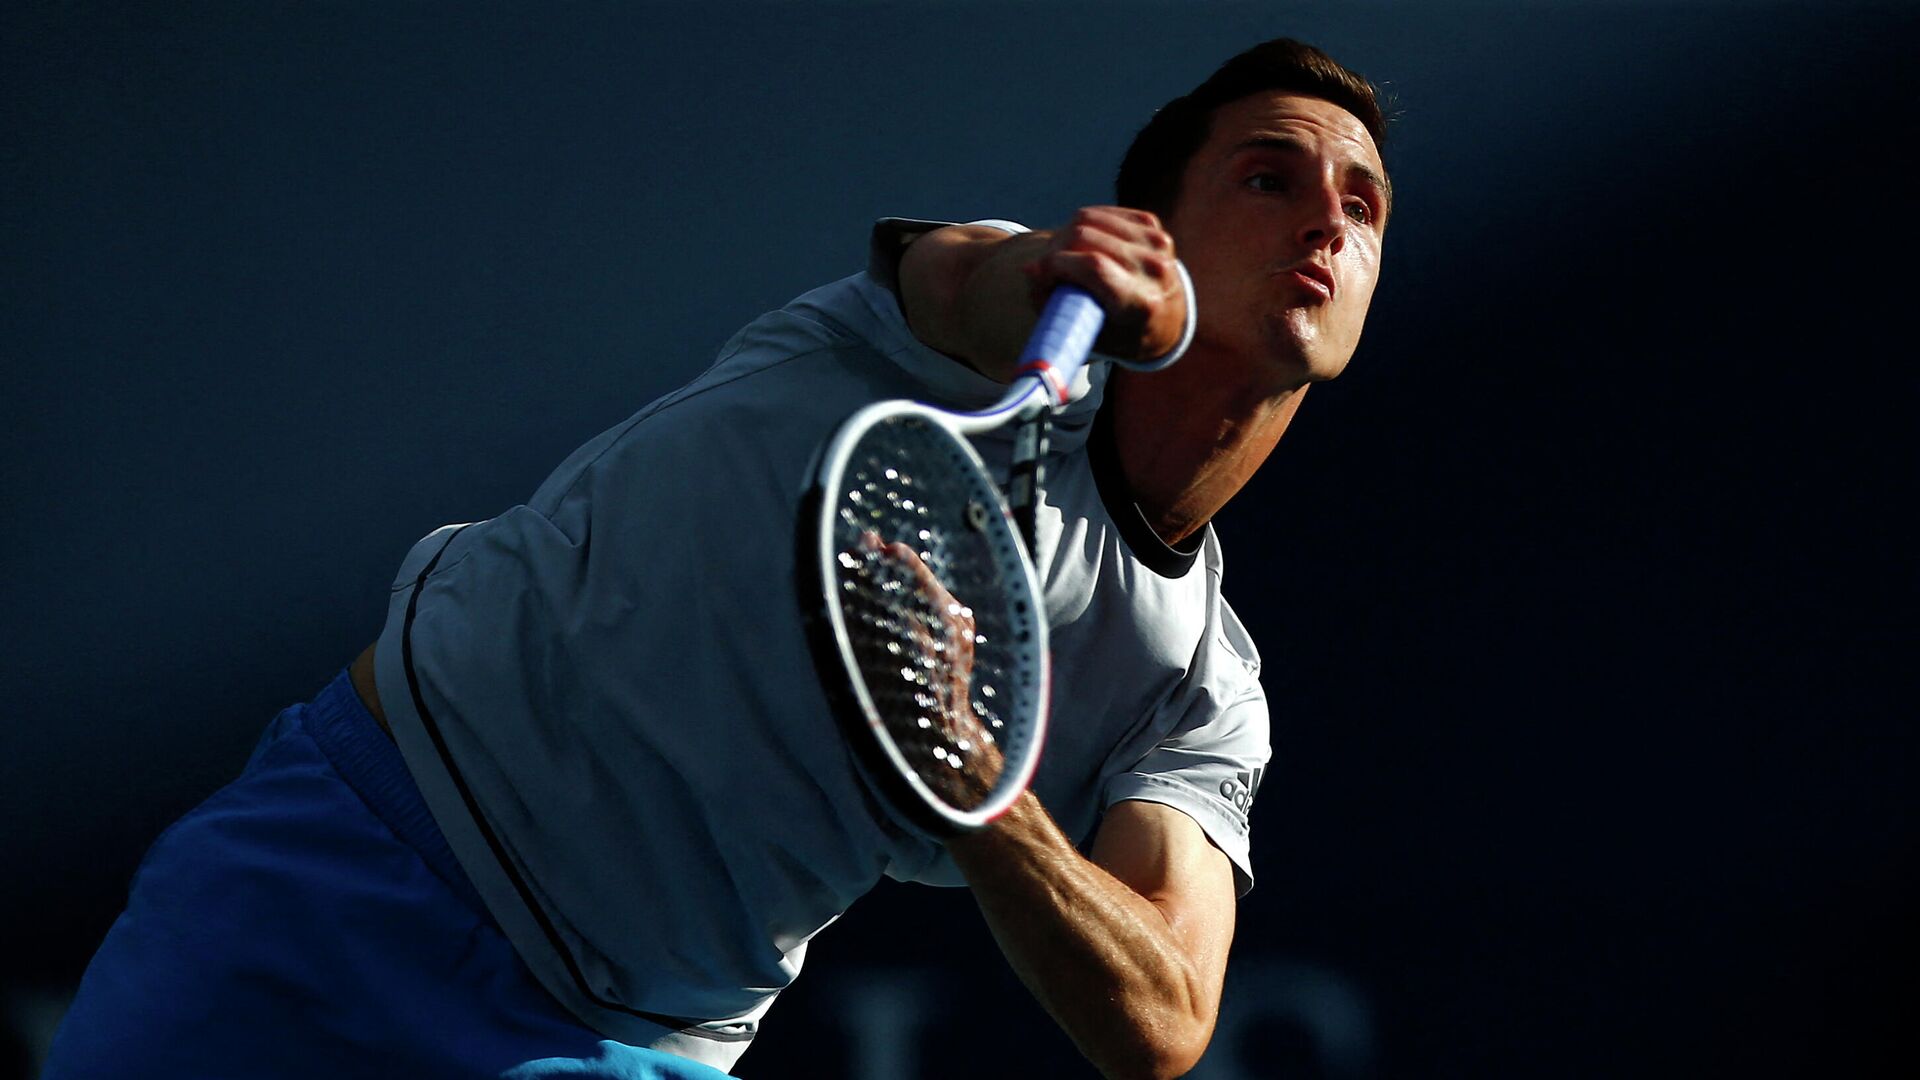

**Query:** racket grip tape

left=1017, top=287, right=1105, bottom=405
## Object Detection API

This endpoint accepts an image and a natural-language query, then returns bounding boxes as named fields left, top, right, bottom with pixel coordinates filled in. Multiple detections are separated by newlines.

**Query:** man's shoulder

left=639, top=274, right=904, bottom=422
left=710, top=274, right=888, bottom=373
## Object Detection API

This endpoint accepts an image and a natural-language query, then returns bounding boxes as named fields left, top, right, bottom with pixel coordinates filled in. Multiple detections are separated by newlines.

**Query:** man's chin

left=1301, top=353, right=1352, bottom=383
left=1262, top=322, right=1353, bottom=386
left=1260, top=344, right=1348, bottom=391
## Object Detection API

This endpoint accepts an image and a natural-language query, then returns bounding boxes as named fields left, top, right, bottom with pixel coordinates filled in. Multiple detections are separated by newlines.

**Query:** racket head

left=799, top=399, right=1050, bottom=835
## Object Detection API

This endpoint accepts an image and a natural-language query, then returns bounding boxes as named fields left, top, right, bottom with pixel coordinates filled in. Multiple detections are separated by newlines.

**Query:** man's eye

left=1344, top=199, right=1373, bottom=224
left=1245, top=173, right=1286, bottom=193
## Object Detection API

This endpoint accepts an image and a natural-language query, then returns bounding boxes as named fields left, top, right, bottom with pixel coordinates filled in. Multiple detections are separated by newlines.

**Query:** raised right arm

left=895, top=207, right=1189, bottom=383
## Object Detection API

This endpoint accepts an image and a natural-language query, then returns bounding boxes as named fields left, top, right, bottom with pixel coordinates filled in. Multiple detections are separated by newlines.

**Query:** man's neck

left=1106, top=356, right=1309, bottom=548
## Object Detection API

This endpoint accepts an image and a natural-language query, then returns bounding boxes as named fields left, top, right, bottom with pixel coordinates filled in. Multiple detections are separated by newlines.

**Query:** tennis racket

left=798, top=286, right=1105, bottom=835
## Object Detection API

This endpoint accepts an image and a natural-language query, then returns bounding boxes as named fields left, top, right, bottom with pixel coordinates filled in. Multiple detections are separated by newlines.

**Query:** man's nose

left=1295, top=181, right=1347, bottom=253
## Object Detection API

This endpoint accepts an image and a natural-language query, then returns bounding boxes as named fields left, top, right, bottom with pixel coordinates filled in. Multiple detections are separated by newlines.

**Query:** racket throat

left=1007, top=408, right=1052, bottom=556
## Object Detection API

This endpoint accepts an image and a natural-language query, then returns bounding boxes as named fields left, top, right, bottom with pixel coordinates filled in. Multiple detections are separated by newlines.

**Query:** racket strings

left=829, top=421, right=1030, bottom=810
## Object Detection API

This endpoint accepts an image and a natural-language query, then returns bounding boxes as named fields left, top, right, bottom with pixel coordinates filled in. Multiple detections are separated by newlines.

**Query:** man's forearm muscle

left=898, top=226, right=1055, bottom=382
left=948, top=795, right=1235, bottom=1080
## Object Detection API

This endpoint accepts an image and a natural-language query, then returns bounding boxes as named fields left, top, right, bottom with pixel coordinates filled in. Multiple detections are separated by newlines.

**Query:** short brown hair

left=1115, top=38, right=1388, bottom=218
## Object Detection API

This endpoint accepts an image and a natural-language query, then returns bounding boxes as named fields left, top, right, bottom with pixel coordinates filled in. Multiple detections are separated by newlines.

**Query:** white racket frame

left=809, top=395, right=1052, bottom=832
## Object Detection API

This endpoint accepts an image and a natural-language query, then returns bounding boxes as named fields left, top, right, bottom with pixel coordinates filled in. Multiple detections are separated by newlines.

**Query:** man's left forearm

left=947, top=793, right=1218, bottom=1080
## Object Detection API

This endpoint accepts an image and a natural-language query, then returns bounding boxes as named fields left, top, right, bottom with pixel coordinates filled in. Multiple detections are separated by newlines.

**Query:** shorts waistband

left=303, top=667, right=486, bottom=914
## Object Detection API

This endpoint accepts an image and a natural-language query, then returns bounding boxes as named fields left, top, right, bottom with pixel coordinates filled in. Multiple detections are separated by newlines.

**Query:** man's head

left=1119, top=39, right=1391, bottom=387
left=1116, top=38, right=1388, bottom=221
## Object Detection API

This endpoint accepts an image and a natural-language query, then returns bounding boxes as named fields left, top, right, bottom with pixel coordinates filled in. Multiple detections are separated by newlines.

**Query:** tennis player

left=46, top=37, right=1389, bottom=1080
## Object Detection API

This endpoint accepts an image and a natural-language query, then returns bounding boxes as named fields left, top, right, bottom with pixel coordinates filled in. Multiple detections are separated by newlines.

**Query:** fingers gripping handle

left=1015, top=286, right=1105, bottom=407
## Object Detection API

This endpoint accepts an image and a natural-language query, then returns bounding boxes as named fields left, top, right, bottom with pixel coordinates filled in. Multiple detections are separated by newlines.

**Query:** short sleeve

left=1103, top=684, right=1270, bottom=897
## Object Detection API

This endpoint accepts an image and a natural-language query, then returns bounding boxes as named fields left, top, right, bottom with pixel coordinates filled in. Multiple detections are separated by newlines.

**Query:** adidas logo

left=1218, top=767, right=1265, bottom=814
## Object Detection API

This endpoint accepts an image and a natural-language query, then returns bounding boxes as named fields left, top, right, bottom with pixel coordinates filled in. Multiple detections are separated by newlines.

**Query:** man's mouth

left=1279, top=260, right=1335, bottom=301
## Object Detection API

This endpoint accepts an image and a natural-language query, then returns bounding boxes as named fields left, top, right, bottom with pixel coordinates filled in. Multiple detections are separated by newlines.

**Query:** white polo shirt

left=374, top=220, right=1271, bottom=1072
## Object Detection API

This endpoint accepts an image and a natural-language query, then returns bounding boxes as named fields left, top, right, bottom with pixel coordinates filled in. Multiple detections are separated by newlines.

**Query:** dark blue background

left=4, top=2, right=1912, bottom=1076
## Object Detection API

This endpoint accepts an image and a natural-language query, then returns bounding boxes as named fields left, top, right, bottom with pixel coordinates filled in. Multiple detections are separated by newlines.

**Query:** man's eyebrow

left=1234, top=135, right=1394, bottom=220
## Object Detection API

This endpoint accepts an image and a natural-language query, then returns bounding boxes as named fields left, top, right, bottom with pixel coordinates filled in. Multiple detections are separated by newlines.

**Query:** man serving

left=48, top=37, right=1390, bottom=1080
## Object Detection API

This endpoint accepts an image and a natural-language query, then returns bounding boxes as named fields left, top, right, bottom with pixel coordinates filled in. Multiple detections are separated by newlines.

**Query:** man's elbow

left=1123, top=1049, right=1206, bottom=1080
left=1104, top=1013, right=1215, bottom=1080
left=1151, top=1027, right=1213, bottom=1080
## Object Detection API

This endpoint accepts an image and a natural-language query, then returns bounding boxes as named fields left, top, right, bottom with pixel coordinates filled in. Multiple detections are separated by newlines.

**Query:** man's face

left=1166, top=91, right=1389, bottom=389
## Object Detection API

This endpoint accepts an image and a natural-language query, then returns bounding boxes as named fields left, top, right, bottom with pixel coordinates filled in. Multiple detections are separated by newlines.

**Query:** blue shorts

left=44, top=669, right=733, bottom=1079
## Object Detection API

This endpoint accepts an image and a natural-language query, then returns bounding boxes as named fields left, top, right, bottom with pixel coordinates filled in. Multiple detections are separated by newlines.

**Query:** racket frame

left=800, top=397, right=1052, bottom=835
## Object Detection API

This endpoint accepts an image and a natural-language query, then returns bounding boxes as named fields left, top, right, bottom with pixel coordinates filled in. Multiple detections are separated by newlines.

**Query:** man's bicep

left=1090, top=799, right=1238, bottom=999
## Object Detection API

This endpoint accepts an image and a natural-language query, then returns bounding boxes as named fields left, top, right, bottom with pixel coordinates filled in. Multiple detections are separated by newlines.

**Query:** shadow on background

left=3, top=2, right=1913, bottom=1077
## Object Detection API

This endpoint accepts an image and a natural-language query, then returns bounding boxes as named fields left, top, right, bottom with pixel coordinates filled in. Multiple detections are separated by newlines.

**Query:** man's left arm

left=947, top=793, right=1237, bottom=1080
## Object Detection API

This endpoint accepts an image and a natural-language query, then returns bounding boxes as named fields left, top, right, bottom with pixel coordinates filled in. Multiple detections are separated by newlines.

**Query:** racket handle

left=1015, top=286, right=1105, bottom=406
